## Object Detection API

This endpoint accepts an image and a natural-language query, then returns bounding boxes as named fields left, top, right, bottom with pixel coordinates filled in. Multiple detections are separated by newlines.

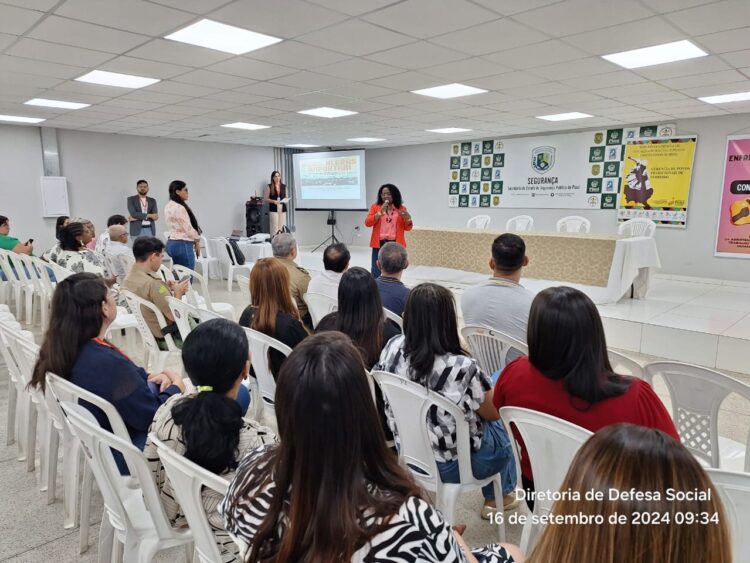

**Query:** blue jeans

left=437, top=420, right=517, bottom=500
left=166, top=239, right=195, bottom=270
left=140, top=225, right=155, bottom=237
left=371, top=247, right=380, bottom=278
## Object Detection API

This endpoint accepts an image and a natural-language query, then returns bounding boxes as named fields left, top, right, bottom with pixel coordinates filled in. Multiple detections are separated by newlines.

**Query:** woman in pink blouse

left=164, top=180, right=202, bottom=270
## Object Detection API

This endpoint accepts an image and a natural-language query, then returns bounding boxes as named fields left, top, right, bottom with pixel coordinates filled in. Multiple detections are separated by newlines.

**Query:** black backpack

left=226, top=239, right=246, bottom=265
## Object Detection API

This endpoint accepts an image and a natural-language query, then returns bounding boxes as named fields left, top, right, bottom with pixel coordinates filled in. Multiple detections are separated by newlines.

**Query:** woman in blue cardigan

left=31, top=273, right=185, bottom=454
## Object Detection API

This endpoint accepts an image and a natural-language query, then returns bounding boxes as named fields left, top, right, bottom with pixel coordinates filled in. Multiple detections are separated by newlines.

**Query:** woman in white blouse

left=164, top=180, right=202, bottom=270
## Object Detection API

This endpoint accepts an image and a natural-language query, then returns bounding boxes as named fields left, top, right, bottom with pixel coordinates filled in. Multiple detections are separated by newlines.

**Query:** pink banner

left=716, top=136, right=750, bottom=258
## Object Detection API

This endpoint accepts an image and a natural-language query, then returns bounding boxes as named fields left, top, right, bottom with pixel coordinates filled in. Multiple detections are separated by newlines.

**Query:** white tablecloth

left=236, top=240, right=273, bottom=262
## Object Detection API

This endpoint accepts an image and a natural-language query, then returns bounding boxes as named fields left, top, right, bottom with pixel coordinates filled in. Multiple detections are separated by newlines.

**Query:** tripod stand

left=312, top=210, right=339, bottom=252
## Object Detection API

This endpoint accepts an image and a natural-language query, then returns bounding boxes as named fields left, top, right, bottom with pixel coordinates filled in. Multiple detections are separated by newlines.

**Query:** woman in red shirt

left=365, top=183, right=413, bottom=278
left=493, top=286, right=679, bottom=510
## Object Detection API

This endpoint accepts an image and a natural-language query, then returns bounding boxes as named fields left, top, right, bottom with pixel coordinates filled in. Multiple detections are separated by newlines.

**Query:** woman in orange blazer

left=365, top=183, right=413, bottom=278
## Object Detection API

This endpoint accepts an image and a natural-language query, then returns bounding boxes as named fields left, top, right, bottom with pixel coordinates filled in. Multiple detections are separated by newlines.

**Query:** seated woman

left=376, top=283, right=518, bottom=518
left=238, top=257, right=307, bottom=378
left=494, top=286, right=679, bottom=509
left=30, top=273, right=184, bottom=469
left=221, top=332, right=523, bottom=563
left=49, top=222, right=112, bottom=281
left=526, top=424, right=730, bottom=563
left=145, top=319, right=276, bottom=563
left=41, top=215, right=69, bottom=263
left=316, top=266, right=400, bottom=369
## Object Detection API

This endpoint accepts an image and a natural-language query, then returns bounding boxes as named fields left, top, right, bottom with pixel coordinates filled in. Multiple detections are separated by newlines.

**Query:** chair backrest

left=644, top=361, right=750, bottom=472
left=173, top=264, right=214, bottom=309
left=44, top=260, right=74, bottom=283
left=16, top=253, right=44, bottom=293
left=121, top=289, right=177, bottom=354
left=158, top=264, right=175, bottom=282
left=302, top=292, right=338, bottom=328
left=383, top=307, right=403, bottom=331
left=0, top=249, right=21, bottom=283
left=505, top=215, right=534, bottom=231
left=500, top=407, right=592, bottom=519
left=152, top=436, right=228, bottom=563
left=556, top=216, right=591, bottom=233
left=244, top=328, right=291, bottom=418
left=215, top=237, right=241, bottom=266
left=236, top=274, right=250, bottom=304
left=618, top=218, right=656, bottom=238
left=0, top=320, right=27, bottom=387
left=461, top=325, right=528, bottom=376
left=466, top=214, right=491, bottom=230
left=607, top=349, right=645, bottom=380
left=706, top=468, right=750, bottom=559
left=60, top=401, right=191, bottom=544
left=199, top=235, right=215, bottom=260
left=371, top=370, right=474, bottom=491
left=165, top=296, right=221, bottom=341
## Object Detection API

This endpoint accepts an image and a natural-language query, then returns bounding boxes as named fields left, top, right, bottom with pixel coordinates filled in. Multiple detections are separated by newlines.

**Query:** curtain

left=274, top=147, right=302, bottom=232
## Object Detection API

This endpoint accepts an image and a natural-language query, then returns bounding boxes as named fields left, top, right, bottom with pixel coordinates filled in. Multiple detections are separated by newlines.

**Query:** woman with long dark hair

left=164, top=180, right=202, bottom=270
left=145, top=319, right=276, bottom=563
left=377, top=283, right=518, bottom=518
left=264, top=170, right=288, bottom=235
left=526, top=424, right=730, bottom=563
left=494, top=286, right=679, bottom=508
left=364, top=183, right=413, bottom=278
left=315, top=266, right=399, bottom=368
left=238, top=257, right=307, bottom=378
left=30, top=273, right=184, bottom=465
left=221, top=332, right=520, bottom=563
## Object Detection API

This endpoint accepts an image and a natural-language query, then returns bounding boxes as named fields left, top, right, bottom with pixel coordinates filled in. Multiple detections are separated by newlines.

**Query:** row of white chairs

left=467, top=214, right=657, bottom=237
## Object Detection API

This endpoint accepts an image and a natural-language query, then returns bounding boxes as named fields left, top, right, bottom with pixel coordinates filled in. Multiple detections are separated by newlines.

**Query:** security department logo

left=594, top=132, right=604, bottom=144
left=531, top=146, right=555, bottom=174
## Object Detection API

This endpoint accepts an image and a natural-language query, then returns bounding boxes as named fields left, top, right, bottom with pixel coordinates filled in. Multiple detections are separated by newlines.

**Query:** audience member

left=316, top=267, right=399, bottom=369
left=271, top=233, right=311, bottom=327
left=52, top=223, right=113, bottom=282
left=221, top=332, right=521, bottom=563
left=377, top=283, right=518, bottom=517
left=122, top=236, right=188, bottom=342
left=165, top=180, right=201, bottom=270
left=526, top=424, right=730, bottom=563
left=461, top=233, right=533, bottom=341
left=375, top=241, right=410, bottom=316
left=104, top=224, right=132, bottom=284
left=127, top=179, right=158, bottom=238
left=238, top=257, right=306, bottom=379
left=95, top=214, right=128, bottom=255
left=77, top=218, right=97, bottom=251
left=494, top=286, right=679, bottom=510
left=0, top=215, right=33, bottom=255
left=55, top=216, right=69, bottom=240
left=145, top=319, right=276, bottom=563
left=306, top=242, right=349, bottom=300
left=41, top=216, right=69, bottom=262
left=30, top=273, right=184, bottom=472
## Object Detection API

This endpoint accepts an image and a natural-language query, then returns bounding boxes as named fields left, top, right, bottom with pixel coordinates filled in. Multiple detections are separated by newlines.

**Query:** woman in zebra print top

left=220, top=332, right=520, bottom=563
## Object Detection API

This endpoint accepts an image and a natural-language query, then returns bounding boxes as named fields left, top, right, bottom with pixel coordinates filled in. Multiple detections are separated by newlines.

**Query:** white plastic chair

left=158, top=263, right=175, bottom=283
left=16, top=253, right=45, bottom=326
left=607, top=349, right=645, bottom=380
left=0, top=316, right=23, bottom=450
left=165, top=296, right=221, bottom=341
left=461, top=325, right=528, bottom=376
left=173, top=264, right=235, bottom=321
left=706, top=468, right=750, bottom=560
left=60, top=401, right=193, bottom=563
left=371, top=370, right=505, bottom=541
left=152, top=436, right=230, bottom=563
left=499, top=406, right=592, bottom=551
left=644, top=361, right=750, bottom=472
left=303, top=292, right=338, bottom=328
left=466, top=214, right=491, bottom=230
left=383, top=307, right=403, bottom=331
left=556, top=216, right=591, bottom=233
left=236, top=274, right=250, bottom=305
left=216, top=237, right=253, bottom=292
left=505, top=215, right=534, bottom=232
left=120, top=290, right=178, bottom=372
left=195, top=235, right=220, bottom=280
left=244, top=328, right=291, bottom=423
left=0, top=249, right=26, bottom=320
left=618, top=217, right=656, bottom=238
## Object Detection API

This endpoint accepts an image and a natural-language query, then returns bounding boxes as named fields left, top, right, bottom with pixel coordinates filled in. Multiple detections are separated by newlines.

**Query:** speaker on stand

left=245, top=197, right=270, bottom=236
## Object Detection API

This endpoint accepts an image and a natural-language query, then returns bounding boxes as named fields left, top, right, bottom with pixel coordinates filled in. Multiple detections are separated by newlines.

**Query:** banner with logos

left=448, top=124, right=670, bottom=210
left=617, top=136, right=697, bottom=228
left=715, top=136, right=750, bottom=258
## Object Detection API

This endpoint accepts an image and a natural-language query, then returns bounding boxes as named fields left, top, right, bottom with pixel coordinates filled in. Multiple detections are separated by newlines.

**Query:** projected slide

left=293, top=150, right=367, bottom=210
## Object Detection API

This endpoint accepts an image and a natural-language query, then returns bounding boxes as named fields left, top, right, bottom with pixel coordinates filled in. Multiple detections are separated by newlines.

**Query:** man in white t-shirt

left=308, top=242, right=350, bottom=300
left=460, top=233, right=534, bottom=341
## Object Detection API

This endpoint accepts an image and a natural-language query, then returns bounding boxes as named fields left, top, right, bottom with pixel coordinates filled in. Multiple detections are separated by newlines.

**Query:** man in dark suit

left=127, top=179, right=159, bottom=238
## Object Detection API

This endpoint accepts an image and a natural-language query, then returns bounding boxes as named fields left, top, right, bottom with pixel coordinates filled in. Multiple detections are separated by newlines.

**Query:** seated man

left=460, top=233, right=534, bottom=341
left=307, top=242, right=349, bottom=301
left=122, top=237, right=188, bottom=344
left=375, top=242, right=410, bottom=316
left=271, top=233, right=312, bottom=328
left=0, top=215, right=33, bottom=255
left=104, top=224, right=132, bottom=284
left=96, top=214, right=128, bottom=255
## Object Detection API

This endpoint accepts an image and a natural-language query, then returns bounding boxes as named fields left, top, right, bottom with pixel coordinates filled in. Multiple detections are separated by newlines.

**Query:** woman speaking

left=264, top=170, right=289, bottom=236
left=365, top=183, right=413, bottom=278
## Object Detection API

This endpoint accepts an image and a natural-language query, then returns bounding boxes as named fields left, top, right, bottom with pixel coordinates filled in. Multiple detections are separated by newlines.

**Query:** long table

left=404, top=227, right=661, bottom=303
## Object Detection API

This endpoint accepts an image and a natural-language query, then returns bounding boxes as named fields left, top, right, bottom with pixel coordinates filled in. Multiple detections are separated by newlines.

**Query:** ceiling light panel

left=165, top=19, right=282, bottom=55
left=602, top=40, right=707, bottom=69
